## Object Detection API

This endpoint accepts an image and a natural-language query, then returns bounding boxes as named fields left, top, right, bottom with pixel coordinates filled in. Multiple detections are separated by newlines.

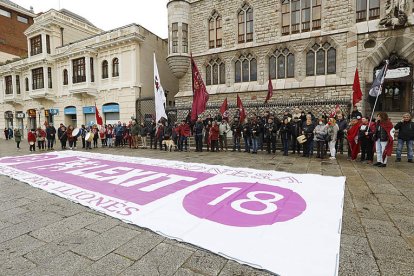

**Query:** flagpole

left=368, top=60, right=389, bottom=125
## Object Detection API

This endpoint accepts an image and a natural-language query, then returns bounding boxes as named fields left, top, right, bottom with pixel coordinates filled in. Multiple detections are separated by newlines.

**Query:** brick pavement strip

left=24, top=228, right=99, bottom=265
left=119, top=242, right=194, bottom=276
left=71, top=225, right=141, bottom=261
left=0, top=139, right=413, bottom=275
left=29, top=212, right=105, bottom=242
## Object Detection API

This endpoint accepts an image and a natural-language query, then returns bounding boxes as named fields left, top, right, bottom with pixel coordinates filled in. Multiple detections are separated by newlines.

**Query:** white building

left=0, top=9, right=178, bottom=135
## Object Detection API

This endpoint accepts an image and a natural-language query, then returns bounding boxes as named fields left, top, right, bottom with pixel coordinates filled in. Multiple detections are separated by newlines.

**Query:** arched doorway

left=369, top=54, right=413, bottom=113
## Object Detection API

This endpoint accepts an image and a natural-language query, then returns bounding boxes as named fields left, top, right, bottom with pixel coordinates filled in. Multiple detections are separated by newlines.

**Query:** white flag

left=369, top=60, right=389, bottom=98
left=154, top=53, right=168, bottom=123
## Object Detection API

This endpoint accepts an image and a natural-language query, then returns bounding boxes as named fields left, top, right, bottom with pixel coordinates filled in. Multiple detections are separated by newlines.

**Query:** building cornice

left=0, top=1, right=36, bottom=17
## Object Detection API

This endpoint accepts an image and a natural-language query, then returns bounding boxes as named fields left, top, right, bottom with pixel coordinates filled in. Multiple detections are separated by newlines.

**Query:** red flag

left=237, top=94, right=246, bottom=123
left=219, top=97, right=228, bottom=116
left=353, top=68, right=362, bottom=106
left=95, top=103, right=103, bottom=126
left=190, top=55, right=209, bottom=121
left=265, top=76, right=273, bottom=104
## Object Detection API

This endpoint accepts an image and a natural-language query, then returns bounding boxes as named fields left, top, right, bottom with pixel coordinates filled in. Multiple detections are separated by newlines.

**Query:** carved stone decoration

left=379, top=0, right=408, bottom=27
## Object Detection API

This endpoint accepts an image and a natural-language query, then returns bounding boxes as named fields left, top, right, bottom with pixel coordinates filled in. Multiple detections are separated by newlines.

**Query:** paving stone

left=340, top=208, right=365, bottom=237
left=84, top=217, right=120, bottom=233
left=72, top=226, right=140, bottom=260
left=219, top=260, right=274, bottom=276
left=375, top=193, right=412, bottom=205
left=74, top=253, right=133, bottom=276
left=0, top=235, right=45, bottom=263
left=115, top=230, right=164, bottom=260
left=0, top=220, right=12, bottom=230
left=25, top=251, right=93, bottom=276
left=0, top=212, right=63, bottom=243
left=367, top=233, right=414, bottom=265
left=0, top=207, right=30, bottom=222
left=360, top=218, right=400, bottom=237
left=24, top=228, right=99, bottom=265
left=0, top=256, right=36, bottom=276
left=354, top=203, right=389, bottom=221
left=382, top=202, right=414, bottom=217
left=377, top=260, right=414, bottom=276
left=120, top=242, right=194, bottom=276
left=338, top=234, right=380, bottom=276
left=388, top=213, right=414, bottom=236
left=182, top=250, right=227, bottom=276
left=29, top=212, right=104, bottom=242
left=0, top=197, right=33, bottom=211
left=174, top=268, right=204, bottom=276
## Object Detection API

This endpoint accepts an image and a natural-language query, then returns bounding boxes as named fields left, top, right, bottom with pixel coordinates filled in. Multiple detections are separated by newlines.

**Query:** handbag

left=297, top=135, right=307, bottom=144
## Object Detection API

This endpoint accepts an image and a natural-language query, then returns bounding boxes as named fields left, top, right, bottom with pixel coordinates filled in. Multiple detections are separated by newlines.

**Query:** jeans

left=180, top=136, right=188, bottom=151
left=376, top=139, right=388, bottom=164
left=282, top=138, right=289, bottom=155
left=47, top=138, right=55, bottom=149
left=195, top=135, right=203, bottom=151
left=233, top=136, right=241, bottom=151
left=244, top=136, right=251, bottom=152
left=396, top=139, right=413, bottom=160
left=251, top=137, right=258, bottom=153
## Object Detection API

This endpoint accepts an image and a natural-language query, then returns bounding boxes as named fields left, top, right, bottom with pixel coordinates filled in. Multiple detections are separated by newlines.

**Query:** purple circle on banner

left=183, top=183, right=307, bottom=227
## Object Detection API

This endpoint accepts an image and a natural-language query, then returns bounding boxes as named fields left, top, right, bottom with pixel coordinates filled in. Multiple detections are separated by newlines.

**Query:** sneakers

left=378, top=163, right=387, bottom=167
left=408, top=159, right=413, bottom=163
left=329, top=157, right=336, bottom=160
left=395, top=158, right=401, bottom=162
left=373, top=162, right=381, bottom=166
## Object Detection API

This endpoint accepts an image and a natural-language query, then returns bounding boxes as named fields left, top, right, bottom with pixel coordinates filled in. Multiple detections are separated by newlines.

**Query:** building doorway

left=369, top=54, right=413, bottom=113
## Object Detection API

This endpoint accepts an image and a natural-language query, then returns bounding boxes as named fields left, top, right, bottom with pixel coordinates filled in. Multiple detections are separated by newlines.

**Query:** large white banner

left=0, top=152, right=345, bottom=276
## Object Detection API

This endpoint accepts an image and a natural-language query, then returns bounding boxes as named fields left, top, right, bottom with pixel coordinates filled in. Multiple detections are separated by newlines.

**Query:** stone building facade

left=167, top=0, right=414, bottom=120
left=0, top=9, right=178, bottom=135
left=0, top=0, right=35, bottom=62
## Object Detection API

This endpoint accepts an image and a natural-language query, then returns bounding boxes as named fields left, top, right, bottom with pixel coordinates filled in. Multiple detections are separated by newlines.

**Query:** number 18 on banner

left=183, top=183, right=307, bottom=227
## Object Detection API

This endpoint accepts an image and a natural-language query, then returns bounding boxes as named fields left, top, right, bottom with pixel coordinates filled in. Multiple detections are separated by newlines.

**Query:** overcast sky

left=12, top=0, right=169, bottom=38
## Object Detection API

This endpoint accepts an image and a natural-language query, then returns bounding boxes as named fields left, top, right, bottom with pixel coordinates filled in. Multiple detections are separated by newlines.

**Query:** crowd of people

left=5, top=106, right=414, bottom=167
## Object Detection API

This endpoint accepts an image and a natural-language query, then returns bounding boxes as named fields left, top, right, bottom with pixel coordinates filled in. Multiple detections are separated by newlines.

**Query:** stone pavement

left=0, top=139, right=413, bottom=276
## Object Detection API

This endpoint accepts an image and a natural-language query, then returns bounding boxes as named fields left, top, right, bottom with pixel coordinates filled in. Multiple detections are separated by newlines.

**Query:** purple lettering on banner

left=0, top=154, right=60, bottom=164
left=183, top=183, right=307, bottom=227
left=12, top=156, right=213, bottom=206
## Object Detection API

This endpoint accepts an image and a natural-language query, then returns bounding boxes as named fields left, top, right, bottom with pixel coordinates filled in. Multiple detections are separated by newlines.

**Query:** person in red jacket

left=347, top=117, right=362, bottom=161
left=210, top=120, right=220, bottom=152
left=179, top=120, right=191, bottom=151
left=27, top=129, right=36, bottom=152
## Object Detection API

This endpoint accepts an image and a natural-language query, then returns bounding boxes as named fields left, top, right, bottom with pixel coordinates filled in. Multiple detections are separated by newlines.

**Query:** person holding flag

left=154, top=53, right=168, bottom=123
left=373, top=112, right=394, bottom=167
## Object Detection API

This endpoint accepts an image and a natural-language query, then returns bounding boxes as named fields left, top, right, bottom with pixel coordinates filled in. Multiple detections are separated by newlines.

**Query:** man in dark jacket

left=46, top=124, right=57, bottom=150
left=194, top=117, right=204, bottom=152
left=264, top=117, right=278, bottom=154
left=394, top=113, right=414, bottom=162
left=335, top=113, right=348, bottom=154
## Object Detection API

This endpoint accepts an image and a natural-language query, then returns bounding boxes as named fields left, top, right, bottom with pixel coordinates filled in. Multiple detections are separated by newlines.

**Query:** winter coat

left=279, top=123, right=292, bottom=140
left=314, top=124, right=328, bottom=142
left=131, top=124, right=140, bottom=136
left=27, top=132, right=36, bottom=143
left=180, top=124, right=191, bottom=137
left=394, top=120, right=414, bottom=141
left=14, top=130, right=22, bottom=142
left=210, top=124, right=219, bottom=140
